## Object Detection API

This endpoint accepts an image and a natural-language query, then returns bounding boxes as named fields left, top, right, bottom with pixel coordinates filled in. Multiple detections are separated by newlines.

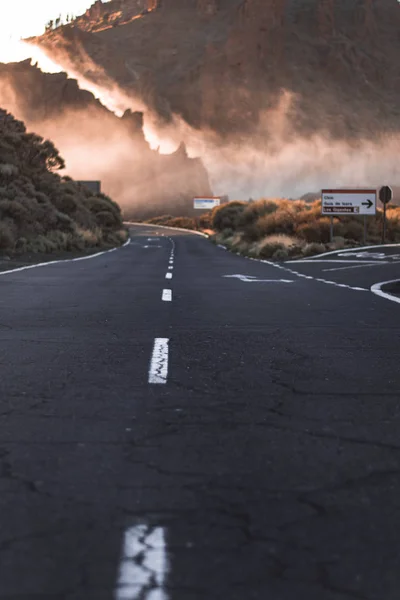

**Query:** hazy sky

left=1, top=1, right=94, bottom=40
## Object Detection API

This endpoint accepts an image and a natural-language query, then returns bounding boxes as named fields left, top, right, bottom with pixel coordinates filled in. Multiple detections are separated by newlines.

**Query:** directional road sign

left=194, top=197, right=221, bottom=210
left=321, top=189, right=377, bottom=216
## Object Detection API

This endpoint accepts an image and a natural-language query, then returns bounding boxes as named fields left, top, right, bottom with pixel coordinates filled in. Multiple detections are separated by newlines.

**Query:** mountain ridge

left=31, top=0, right=400, bottom=141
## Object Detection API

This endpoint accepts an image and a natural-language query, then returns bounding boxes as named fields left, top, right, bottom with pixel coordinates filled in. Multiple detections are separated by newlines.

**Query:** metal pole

left=364, top=215, right=367, bottom=245
left=330, top=216, right=334, bottom=243
left=382, top=202, right=387, bottom=245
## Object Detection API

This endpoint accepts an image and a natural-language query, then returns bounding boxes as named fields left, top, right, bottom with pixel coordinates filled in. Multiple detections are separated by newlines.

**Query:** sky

left=1, top=1, right=94, bottom=40
left=0, top=1, right=94, bottom=69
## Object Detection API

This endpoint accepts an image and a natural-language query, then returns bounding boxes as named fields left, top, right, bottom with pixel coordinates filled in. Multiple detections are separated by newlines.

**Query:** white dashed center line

left=162, top=289, right=172, bottom=302
left=115, top=525, right=169, bottom=599
left=166, top=273, right=173, bottom=279
left=148, top=338, right=169, bottom=384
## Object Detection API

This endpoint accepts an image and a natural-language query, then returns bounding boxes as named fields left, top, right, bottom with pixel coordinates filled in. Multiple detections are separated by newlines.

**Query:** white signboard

left=193, top=197, right=221, bottom=210
left=321, top=189, right=377, bottom=216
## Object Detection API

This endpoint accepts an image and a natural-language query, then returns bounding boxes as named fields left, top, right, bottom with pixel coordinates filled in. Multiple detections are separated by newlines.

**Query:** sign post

left=379, top=186, right=393, bottom=244
left=364, top=215, right=367, bottom=245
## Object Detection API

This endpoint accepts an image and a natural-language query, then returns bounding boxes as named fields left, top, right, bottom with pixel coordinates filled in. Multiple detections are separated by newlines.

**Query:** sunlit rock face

left=30, top=0, right=400, bottom=142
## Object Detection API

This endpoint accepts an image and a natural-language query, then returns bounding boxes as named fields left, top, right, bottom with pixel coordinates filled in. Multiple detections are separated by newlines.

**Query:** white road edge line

left=115, top=525, right=168, bottom=600
left=166, top=273, right=173, bottom=279
left=148, top=338, right=169, bottom=384
left=371, top=279, right=400, bottom=305
left=162, top=289, right=172, bottom=302
left=0, top=237, right=131, bottom=276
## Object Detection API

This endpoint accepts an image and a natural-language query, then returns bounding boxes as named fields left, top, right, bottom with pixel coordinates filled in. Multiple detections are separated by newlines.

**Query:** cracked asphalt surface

left=1, top=225, right=400, bottom=599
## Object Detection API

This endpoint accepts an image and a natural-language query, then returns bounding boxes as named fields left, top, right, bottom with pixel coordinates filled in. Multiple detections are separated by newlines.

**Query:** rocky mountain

left=0, top=60, right=212, bottom=218
left=32, top=0, right=400, bottom=141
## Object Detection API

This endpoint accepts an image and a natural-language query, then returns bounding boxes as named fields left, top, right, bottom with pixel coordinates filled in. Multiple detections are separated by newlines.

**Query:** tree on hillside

left=19, top=134, right=65, bottom=173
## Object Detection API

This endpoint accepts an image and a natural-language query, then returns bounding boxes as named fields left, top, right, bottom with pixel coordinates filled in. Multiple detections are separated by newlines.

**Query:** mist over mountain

left=2, top=0, right=400, bottom=212
left=32, top=0, right=400, bottom=137
left=0, top=59, right=212, bottom=218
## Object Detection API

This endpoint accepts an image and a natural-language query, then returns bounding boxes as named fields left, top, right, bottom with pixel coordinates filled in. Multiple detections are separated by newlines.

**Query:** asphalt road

left=1, top=225, right=400, bottom=600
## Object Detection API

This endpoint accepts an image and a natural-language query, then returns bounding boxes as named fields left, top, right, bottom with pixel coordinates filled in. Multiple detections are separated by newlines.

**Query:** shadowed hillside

left=0, top=108, right=127, bottom=254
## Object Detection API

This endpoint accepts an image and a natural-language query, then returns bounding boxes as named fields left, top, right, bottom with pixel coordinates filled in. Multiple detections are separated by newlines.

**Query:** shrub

left=302, top=242, right=327, bottom=257
left=95, top=210, right=120, bottom=228
left=272, top=247, right=290, bottom=260
left=255, top=210, right=297, bottom=237
left=0, top=109, right=126, bottom=255
left=166, top=217, right=196, bottom=229
left=238, top=199, right=279, bottom=228
left=0, top=199, right=29, bottom=224
left=296, top=218, right=332, bottom=243
left=55, top=193, right=78, bottom=215
left=341, top=220, right=365, bottom=242
left=75, top=227, right=102, bottom=247
left=211, top=202, right=247, bottom=231
left=147, top=215, right=174, bottom=225
left=0, top=222, right=15, bottom=250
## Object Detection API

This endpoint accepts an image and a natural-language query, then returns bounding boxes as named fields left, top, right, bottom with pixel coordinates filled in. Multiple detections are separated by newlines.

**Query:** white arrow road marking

left=223, top=275, right=294, bottom=283
left=115, top=525, right=169, bottom=600
left=148, top=339, right=169, bottom=384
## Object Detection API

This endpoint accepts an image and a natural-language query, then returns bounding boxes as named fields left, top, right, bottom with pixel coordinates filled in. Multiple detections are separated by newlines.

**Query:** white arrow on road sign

left=224, top=275, right=294, bottom=283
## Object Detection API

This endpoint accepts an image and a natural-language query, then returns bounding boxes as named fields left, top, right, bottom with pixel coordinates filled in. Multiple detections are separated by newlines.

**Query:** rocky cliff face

left=31, top=0, right=400, bottom=143
left=0, top=60, right=212, bottom=217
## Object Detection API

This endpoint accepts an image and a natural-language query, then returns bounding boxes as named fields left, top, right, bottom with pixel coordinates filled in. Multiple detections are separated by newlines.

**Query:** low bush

left=211, top=201, right=247, bottom=231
